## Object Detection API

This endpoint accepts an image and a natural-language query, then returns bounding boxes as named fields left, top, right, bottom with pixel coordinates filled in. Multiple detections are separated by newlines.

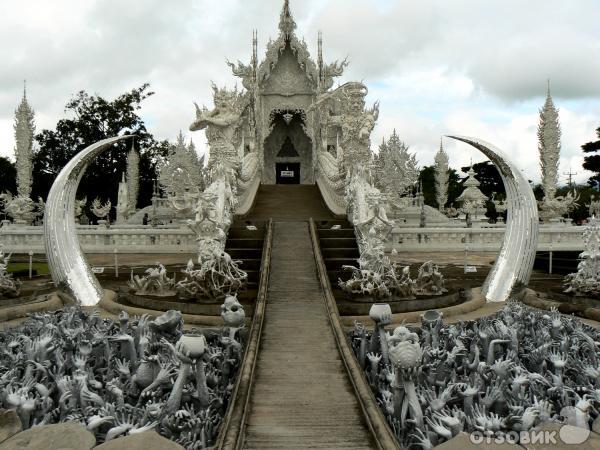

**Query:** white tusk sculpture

left=44, top=136, right=132, bottom=306
left=446, top=136, right=539, bottom=302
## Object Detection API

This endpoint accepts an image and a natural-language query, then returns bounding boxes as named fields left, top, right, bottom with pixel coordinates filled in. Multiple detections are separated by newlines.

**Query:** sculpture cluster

left=177, top=255, right=247, bottom=301
left=340, top=238, right=446, bottom=299
left=0, top=193, right=44, bottom=225
left=0, top=247, right=21, bottom=298
left=129, top=256, right=247, bottom=302
left=564, top=216, right=600, bottom=298
left=128, top=263, right=176, bottom=297
left=0, top=302, right=246, bottom=449
left=349, top=301, right=600, bottom=448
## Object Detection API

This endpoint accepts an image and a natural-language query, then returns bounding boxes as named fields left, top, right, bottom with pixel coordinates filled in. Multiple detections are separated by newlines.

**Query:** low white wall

left=0, top=223, right=584, bottom=255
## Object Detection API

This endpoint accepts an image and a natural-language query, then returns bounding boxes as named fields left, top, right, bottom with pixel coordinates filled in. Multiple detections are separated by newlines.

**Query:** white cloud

left=0, top=0, right=599, bottom=187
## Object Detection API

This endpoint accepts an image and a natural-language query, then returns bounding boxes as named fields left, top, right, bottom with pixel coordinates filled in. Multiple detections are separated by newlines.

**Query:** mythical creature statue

left=0, top=247, right=21, bottom=298
left=313, top=81, right=379, bottom=172
left=414, top=261, right=447, bottom=296
left=128, top=263, right=176, bottom=297
left=0, top=193, right=44, bottom=225
left=190, top=84, right=247, bottom=168
left=538, top=190, right=580, bottom=223
left=350, top=301, right=600, bottom=448
left=0, top=303, right=245, bottom=449
left=91, top=197, right=112, bottom=222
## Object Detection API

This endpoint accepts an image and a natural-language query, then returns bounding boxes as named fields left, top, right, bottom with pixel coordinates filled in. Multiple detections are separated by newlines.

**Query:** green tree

left=582, top=125, right=600, bottom=189
left=0, top=156, right=17, bottom=196
left=33, top=84, right=170, bottom=218
left=418, top=166, right=461, bottom=209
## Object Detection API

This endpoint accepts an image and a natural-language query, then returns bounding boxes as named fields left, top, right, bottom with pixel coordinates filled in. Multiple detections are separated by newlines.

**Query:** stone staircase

left=241, top=185, right=336, bottom=222
left=242, top=221, right=374, bottom=449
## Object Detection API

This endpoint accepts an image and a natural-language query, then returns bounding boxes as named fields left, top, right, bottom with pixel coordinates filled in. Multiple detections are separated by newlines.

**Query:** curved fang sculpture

left=44, top=136, right=131, bottom=306
left=447, top=136, right=539, bottom=302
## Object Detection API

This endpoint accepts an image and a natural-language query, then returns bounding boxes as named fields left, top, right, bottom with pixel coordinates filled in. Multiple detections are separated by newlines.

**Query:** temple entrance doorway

left=263, top=110, right=312, bottom=184
left=276, top=162, right=300, bottom=184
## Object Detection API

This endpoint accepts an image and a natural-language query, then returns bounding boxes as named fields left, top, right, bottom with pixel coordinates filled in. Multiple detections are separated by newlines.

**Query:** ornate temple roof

left=229, top=0, right=347, bottom=93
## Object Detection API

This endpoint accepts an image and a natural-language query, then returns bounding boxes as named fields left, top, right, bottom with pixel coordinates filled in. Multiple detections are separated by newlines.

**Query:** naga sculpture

left=350, top=301, right=600, bottom=448
left=0, top=300, right=245, bottom=449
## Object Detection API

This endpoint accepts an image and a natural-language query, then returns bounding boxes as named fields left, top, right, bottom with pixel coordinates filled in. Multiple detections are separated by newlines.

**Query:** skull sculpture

left=388, top=326, right=422, bottom=370
left=220, top=295, right=245, bottom=327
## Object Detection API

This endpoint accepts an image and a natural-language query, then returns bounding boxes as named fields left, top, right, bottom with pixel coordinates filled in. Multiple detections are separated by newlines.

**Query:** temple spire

left=538, top=79, right=561, bottom=199
left=278, top=0, right=297, bottom=38
left=317, top=30, right=323, bottom=82
left=252, top=29, right=258, bottom=78
left=434, top=138, right=449, bottom=212
left=14, top=81, right=35, bottom=199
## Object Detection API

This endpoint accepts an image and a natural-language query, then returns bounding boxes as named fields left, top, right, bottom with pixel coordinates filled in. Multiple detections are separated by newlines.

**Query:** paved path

left=243, top=222, right=374, bottom=449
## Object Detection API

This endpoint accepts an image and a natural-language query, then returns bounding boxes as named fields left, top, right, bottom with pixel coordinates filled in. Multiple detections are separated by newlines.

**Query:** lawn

left=7, top=262, right=50, bottom=276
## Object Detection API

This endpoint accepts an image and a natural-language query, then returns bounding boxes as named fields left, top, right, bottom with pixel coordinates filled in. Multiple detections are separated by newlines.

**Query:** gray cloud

left=0, top=0, right=599, bottom=186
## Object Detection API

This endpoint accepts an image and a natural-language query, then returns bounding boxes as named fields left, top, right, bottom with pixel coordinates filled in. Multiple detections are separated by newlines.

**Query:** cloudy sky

left=1, top=0, right=599, bottom=184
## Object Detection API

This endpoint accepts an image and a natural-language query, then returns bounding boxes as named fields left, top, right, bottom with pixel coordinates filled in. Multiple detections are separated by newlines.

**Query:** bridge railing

left=388, top=226, right=584, bottom=252
left=0, top=223, right=585, bottom=254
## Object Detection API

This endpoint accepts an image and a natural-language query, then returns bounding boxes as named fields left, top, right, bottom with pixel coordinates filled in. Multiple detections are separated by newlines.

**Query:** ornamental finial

left=279, top=0, right=296, bottom=38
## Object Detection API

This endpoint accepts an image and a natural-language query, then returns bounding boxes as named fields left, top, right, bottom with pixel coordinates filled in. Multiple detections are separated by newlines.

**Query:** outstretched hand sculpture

left=350, top=302, right=600, bottom=448
left=0, top=299, right=245, bottom=449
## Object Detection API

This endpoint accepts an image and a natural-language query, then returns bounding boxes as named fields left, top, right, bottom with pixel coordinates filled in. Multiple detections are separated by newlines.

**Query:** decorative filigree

left=374, top=130, right=419, bottom=202
left=159, top=131, right=205, bottom=206
left=0, top=246, right=21, bottom=298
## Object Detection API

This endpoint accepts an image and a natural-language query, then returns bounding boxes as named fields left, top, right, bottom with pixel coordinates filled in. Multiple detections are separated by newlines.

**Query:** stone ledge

left=339, top=287, right=486, bottom=328
left=0, top=292, right=67, bottom=323
left=0, top=422, right=95, bottom=450
left=98, top=289, right=247, bottom=327
left=93, top=431, right=184, bottom=449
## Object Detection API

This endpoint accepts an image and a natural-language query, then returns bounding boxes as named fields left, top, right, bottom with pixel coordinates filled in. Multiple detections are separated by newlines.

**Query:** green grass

left=7, top=262, right=50, bottom=276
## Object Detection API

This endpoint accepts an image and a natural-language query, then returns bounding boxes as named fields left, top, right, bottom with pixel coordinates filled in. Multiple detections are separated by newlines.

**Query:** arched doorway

left=263, top=110, right=312, bottom=184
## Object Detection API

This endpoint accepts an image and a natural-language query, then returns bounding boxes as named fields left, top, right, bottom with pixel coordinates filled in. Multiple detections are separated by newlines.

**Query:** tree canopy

left=582, top=125, right=600, bottom=188
left=32, top=84, right=170, bottom=215
left=0, top=157, right=16, bottom=198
